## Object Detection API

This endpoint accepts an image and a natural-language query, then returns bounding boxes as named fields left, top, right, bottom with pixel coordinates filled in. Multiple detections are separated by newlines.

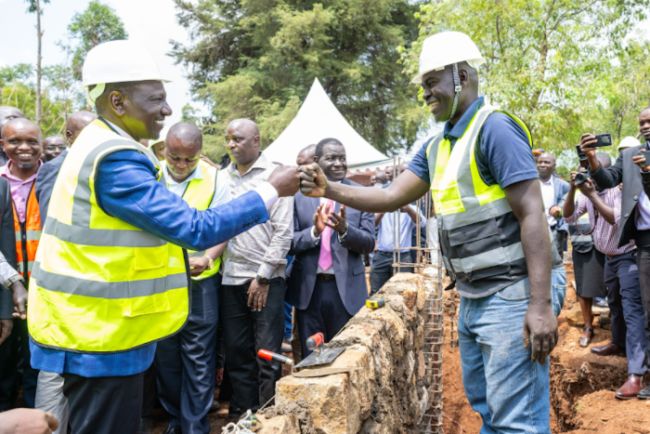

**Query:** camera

left=574, top=171, right=590, bottom=186
left=575, top=145, right=587, bottom=161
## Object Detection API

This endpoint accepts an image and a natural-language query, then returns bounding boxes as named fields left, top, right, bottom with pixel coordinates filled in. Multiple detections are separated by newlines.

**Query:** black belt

left=316, top=274, right=336, bottom=281
left=636, top=230, right=650, bottom=248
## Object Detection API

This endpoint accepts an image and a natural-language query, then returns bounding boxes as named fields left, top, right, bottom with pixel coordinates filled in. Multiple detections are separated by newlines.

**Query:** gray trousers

left=35, top=370, right=69, bottom=434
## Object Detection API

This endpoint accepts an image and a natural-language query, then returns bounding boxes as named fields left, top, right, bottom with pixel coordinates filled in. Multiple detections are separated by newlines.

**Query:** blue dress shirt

left=31, top=150, right=269, bottom=377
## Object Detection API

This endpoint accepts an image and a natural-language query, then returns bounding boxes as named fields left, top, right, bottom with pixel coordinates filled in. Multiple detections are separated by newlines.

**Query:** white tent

left=263, top=78, right=389, bottom=167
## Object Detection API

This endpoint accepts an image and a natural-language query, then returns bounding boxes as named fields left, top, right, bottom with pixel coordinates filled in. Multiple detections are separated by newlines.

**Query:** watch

left=255, top=275, right=271, bottom=285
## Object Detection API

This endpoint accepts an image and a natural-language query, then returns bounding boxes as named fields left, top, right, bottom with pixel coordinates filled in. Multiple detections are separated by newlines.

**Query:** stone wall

left=257, top=271, right=437, bottom=434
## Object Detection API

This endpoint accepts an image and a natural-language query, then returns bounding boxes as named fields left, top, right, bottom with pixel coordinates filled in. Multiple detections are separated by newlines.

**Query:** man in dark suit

left=583, top=106, right=650, bottom=399
left=288, top=138, right=374, bottom=356
left=36, top=111, right=97, bottom=218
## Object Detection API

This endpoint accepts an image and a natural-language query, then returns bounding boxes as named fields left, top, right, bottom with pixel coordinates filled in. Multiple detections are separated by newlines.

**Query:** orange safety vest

left=12, top=182, right=41, bottom=280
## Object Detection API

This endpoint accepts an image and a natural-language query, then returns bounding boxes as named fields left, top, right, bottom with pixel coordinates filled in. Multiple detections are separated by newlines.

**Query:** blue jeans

left=551, top=266, right=566, bottom=317
left=458, top=278, right=550, bottom=434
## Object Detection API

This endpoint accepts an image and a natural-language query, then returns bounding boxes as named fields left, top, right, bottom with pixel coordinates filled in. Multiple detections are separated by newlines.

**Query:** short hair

left=315, top=137, right=344, bottom=158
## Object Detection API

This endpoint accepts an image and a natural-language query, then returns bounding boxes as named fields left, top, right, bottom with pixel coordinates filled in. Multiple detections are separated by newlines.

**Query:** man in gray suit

left=582, top=106, right=650, bottom=399
left=288, top=138, right=374, bottom=356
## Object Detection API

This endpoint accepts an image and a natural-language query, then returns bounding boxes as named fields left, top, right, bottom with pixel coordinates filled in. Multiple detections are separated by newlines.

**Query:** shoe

left=281, top=340, right=292, bottom=353
left=578, top=327, right=594, bottom=348
left=615, top=374, right=644, bottom=400
left=162, top=424, right=182, bottom=434
left=638, top=384, right=650, bottom=400
left=590, top=342, right=625, bottom=357
left=594, top=297, right=608, bottom=308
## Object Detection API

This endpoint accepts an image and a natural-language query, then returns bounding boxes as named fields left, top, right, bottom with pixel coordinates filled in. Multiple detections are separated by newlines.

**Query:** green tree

left=24, top=0, right=50, bottom=125
left=0, top=64, right=77, bottom=136
left=408, top=0, right=650, bottom=155
left=63, top=0, right=128, bottom=80
left=173, top=0, right=424, bottom=154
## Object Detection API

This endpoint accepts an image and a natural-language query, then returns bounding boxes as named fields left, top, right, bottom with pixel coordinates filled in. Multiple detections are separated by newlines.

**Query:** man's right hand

left=0, top=320, right=12, bottom=346
left=0, top=408, right=58, bottom=434
left=11, top=281, right=27, bottom=320
left=579, top=134, right=598, bottom=160
left=299, top=163, right=327, bottom=197
left=268, top=165, right=300, bottom=197
left=312, top=203, right=330, bottom=236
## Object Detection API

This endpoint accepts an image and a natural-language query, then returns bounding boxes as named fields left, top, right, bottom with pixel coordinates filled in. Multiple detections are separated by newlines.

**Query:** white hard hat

left=618, top=136, right=640, bottom=151
left=412, top=31, right=485, bottom=84
left=82, top=40, right=170, bottom=87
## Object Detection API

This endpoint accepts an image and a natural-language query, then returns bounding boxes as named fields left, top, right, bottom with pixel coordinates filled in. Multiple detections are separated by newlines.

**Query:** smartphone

left=575, top=145, right=587, bottom=161
left=592, top=133, right=612, bottom=147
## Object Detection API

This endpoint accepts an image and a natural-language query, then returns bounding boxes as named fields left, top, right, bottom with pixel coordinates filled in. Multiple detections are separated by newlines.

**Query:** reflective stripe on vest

left=426, top=104, right=531, bottom=295
left=177, top=160, right=222, bottom=280
left=27, top=119, right=189, bottom=353
left=11, top=182, right=41, bottom=280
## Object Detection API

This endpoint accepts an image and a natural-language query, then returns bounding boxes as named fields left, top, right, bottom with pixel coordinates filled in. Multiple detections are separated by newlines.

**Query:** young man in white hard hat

left=26, top=40, right=300, bottom=434
left=300, top=31, right=557, bottom=432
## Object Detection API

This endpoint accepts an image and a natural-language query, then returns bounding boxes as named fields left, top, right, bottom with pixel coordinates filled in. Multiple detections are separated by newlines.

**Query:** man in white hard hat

left=300, top=31, right=557, bottom=432
left=618, top=135, right=640, bottom=154
left=26, top=40, right=299, bottom=434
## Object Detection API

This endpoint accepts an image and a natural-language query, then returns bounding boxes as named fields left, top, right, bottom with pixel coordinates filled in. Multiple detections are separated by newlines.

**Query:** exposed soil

left=442, top=263, right=650, bottom=434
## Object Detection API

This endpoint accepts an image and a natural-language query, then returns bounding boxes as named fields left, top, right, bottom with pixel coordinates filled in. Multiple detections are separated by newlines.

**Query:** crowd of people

left=0, top=29, right=649, bottom=434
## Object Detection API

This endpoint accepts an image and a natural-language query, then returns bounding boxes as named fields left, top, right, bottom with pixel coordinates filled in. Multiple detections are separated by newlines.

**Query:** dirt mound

left=442, top=266, right=650, bottom=434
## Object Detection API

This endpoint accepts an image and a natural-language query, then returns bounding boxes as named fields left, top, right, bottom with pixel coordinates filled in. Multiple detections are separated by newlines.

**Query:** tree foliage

left=0, top=64, right=74, bottom=136
left=63, top=0, right=128, bottom=80
left=173, top=0, right=425, bottom=154
left=409, top=0, right=650, bottom=155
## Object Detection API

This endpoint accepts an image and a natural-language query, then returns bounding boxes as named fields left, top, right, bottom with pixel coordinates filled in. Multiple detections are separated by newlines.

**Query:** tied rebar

left=387, top=158, right=445, bottom=434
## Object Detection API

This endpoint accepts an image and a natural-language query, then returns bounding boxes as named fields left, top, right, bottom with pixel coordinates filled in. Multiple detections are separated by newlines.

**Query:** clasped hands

left=267, top=163, right=328, bottom=197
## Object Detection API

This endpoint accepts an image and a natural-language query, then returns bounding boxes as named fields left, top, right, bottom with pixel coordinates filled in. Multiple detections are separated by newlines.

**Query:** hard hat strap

left=86, top=83, right=106, bottom=107
left=449, top=63, right=462, bottom=120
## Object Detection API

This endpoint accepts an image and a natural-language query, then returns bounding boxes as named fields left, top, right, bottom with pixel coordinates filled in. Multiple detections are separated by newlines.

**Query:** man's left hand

left=247, top=279, right=270, bottom=312
left=548, top=205, right=562, bottom=219
left=188, top=256, right=210, bottom=277
left=577, top=179, right=596, bottom=196
left=524, top=302, right=558, bottom=364
left=326, top=205, right=348, bottom=235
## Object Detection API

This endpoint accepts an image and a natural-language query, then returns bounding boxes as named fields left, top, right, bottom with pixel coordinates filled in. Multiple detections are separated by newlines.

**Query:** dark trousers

left=0, top=319, right=37, bottom=410
left=62, top=372, right=143, bottom=434
left=296, top=277, right=352, bottom=358
left=605, top=251, right=648, bottom=375
left=636, top=246, right=650, bottom=363
left=156, top=274, right=220, bottom=434
left=370, top=251, right=414, bottom=294
left=220, top=277, right=286, bottom=414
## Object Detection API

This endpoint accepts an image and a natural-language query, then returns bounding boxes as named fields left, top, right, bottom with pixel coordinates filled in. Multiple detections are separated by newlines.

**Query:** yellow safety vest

left=27, top=119, right=189, bottom=353
left=426, top=103, right=533, bottom=296
left=162, top=159, right=222, bottom=280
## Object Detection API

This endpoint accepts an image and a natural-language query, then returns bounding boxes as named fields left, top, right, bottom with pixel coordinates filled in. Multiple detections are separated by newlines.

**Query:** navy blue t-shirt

left=408, top=97, right=538, bottom=189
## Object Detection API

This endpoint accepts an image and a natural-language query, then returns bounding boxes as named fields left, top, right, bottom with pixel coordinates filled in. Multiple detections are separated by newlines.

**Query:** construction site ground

left=442, top=262, right=650, bottom=434
left=146, top=262, right=650, bottom=433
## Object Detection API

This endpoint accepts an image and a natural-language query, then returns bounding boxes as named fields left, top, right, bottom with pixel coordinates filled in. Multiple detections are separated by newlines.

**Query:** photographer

left=562, top=161, right=607, bottom=348
left=581, top=118, right=650, bottom=399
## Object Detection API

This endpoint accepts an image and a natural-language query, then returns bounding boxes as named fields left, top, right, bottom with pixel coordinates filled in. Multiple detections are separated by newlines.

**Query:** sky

left=0, top=0, right=194, bottom=125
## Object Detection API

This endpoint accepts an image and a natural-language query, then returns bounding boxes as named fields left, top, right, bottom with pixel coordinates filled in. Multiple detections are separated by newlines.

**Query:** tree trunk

left=35, top=0, right=42, bottom=125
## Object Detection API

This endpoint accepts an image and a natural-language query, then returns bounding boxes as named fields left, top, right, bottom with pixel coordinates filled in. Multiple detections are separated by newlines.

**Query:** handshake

left=268, top=163, right=328, bottom=197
